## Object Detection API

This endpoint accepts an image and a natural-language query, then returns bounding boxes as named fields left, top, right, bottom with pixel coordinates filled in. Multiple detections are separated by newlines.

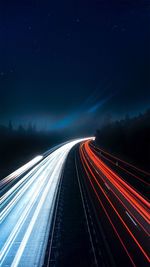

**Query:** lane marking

left=125, top=211, right=137, bottom=227
left=105, top=182, right=110, bottom=190
left=75, top=155, right=98, bottom=267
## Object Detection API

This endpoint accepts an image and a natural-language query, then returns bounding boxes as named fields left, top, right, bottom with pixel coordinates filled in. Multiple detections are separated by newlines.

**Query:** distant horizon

left=1, top=1, right=149, bottom=135
left=0, top=107, right=149, bottom=139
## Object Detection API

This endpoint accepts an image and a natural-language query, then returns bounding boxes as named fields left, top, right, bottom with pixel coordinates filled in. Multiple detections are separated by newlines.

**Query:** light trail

left=0, top=155, right=43, bottom=190
left=80, top=141, right=150, bottom=266
left=0, top=138, right=93, bottom=267
left=90, top=143, right=150, bottom=179
left=85, top=142, right=150, bottom=221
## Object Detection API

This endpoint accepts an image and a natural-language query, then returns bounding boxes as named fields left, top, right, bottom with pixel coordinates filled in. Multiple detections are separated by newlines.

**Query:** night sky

left=0, top=0, right=150, bottom=134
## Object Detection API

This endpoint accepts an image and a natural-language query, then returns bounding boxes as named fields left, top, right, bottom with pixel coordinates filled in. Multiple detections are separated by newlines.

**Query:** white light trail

left=0, top=155, right=43, bottom=189
left=0, top=137, right=94, bottom=267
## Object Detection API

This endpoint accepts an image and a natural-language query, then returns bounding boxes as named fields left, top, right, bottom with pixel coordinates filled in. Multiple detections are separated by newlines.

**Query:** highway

left=79, top=140, right=149, bottom=267
left=0, top=138, right=149, bottom=267
left=0, top=138, right=92, bottom=267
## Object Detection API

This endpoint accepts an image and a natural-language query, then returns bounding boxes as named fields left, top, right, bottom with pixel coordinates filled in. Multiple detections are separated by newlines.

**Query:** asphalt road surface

left=0, top=138, right=149, bottom=267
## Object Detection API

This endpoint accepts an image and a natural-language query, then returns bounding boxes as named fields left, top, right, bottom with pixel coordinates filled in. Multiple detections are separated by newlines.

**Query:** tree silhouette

left=95, top=109, right=150, bottom=171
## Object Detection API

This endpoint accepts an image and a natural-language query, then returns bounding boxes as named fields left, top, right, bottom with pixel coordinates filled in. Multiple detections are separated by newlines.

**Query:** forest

left=0, top=123, right=64, bottom=179
left=95, top=109, right=150, bottom=171
left=0, top=109, right=149, bottom=179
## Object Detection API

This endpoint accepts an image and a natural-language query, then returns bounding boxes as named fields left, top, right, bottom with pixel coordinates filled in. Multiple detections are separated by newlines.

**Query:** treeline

left=95, top=109, right=150, bottom=171
left=0, top=123, right=64, bottom=179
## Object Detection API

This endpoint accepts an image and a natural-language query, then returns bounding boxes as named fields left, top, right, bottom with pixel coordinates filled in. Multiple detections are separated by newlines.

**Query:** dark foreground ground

left=43, top=146, right=117, bottom=267
left=43, top=146, right=96, bottom=267
left=44, top=148, right=113, bottom=267
left=43, top=144, right=149, bottom=267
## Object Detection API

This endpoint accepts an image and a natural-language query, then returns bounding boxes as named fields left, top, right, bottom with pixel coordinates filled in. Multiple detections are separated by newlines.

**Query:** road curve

left=79, top=140, right=149, bottom=267
left=0, top=138, right=93, bottom=267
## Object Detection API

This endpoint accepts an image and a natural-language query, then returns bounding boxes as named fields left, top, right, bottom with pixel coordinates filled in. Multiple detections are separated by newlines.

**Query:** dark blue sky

left=0, top=0, right=149, bottom=133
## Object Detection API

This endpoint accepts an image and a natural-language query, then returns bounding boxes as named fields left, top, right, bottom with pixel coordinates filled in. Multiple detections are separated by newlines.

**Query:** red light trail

left=80, top=141, right=150, bottom=266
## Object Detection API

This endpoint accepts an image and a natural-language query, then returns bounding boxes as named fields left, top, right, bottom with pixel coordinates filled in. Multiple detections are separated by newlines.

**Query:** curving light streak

left=90, top=143, right=150, bottom=178
left=0, top=137, right=94, bottom=267
left=86, top=142, right=150, bottom=221
left=80, top=141, right=150, bottom=266
left=0, top=155, right=43, bottom=190
left=0, top=155, right=57, bottom=222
